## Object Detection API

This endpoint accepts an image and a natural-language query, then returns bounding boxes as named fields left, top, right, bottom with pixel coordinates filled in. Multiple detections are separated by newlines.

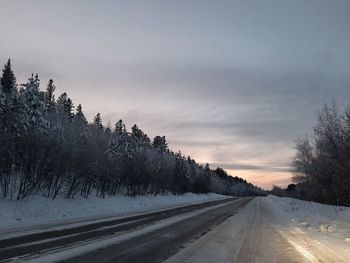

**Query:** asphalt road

left=165, top=197, right=349, bottom=263
left=0, top=197, right=252, bottom=262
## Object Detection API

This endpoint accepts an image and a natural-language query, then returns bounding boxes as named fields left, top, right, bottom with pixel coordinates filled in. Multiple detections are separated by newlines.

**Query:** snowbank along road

left=1, top=196, right=349, bottom=263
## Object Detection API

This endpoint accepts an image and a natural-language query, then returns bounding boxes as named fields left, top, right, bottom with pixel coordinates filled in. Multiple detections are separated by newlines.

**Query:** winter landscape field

left=1, top=0, right=350, bottom=262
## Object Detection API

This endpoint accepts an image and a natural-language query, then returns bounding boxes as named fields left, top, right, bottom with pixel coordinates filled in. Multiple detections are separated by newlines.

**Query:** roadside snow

left=263, top=195, right=350, bottom=241
left=0, top=193, right=228, bottom=232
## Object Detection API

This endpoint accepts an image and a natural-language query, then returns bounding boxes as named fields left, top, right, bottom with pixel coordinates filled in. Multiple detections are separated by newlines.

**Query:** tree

left=291, top=102, right=350, bottom=205
left=93, top=113, right=103, bottom=129
left=131, top=124, right=150, bottom=145
left=57, top=92, right=74, bottom=120
left=172, top=152, right=190, bottom=194
left=1, top=59, right=16, bottom=95
left=74, top=104, right=87, bottom=125
left=45, top=79, right=56, bottom=112
left=19, top=73, right=47, bottom=132
left=291, top=137, right=314, bottom=184
left=153, top=135, right=168, bottom=152
left=0, top=59, right=19, bottom=134
left=114, top=119, right=126, bottom=134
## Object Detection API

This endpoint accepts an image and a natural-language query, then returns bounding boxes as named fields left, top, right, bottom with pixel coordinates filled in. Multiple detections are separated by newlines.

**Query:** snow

left=0, top=193, right=228, bottom=232
left=262, top=195, right=350, bottom=262
left=262, top=195, right=350, bottom=242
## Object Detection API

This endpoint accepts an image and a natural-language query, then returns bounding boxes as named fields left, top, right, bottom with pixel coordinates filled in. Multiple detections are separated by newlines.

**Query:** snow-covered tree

left=153, top=135, right=168, bottom=152
left=19, top=73, right=48, bottom=132
left=57, top=92, right=74, bottom=120
left=74, top=104, right=87, bottom=125
left=0, top=59, right=16, bottom=95
left=93, top=113, right=103, bottom=129
left=172, top=152, right=190, bottom=194
left=0, top=59, right=19, bottom=134
left=45, top=79, right=56, bottom=112
left=114, top=119, right=126, bottom=134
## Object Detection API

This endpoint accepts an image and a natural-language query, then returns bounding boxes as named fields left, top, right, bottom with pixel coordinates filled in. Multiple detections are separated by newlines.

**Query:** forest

left=0, top=59, right=264, bottom=200
left=272, top=102, right=350, bottom=206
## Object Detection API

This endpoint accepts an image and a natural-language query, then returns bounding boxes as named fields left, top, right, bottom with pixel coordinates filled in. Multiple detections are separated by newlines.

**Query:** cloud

left=209, top=162, right=291, bottom=173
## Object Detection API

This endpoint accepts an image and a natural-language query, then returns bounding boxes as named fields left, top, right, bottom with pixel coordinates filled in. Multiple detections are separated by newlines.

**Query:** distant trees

left=290, top=102, right=350, bottom=206
left=0, top=59, right=264, bottom=200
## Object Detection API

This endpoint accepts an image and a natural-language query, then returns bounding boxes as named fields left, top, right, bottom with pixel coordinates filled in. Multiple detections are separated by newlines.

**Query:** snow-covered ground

left=0, top=193, right=228, bottom=232
left=263, top=195, right=350, bottom=242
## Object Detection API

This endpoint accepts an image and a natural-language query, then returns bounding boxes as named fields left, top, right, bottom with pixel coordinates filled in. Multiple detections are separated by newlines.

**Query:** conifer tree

left=45, top=79, right=56, bottom=112
left=20, top=73, right=47, bottom=131
left=75, top=104, right=87, bottom=125
left=114, top=119, right=126, bottom=134
left=93, top=113, right=103, bottom=129
left=153, top=135, right=168, bottom=152
left=57, top=92, right=74, bottom=120
left=1, top=59, right=16, bottom=95
left=131, top=124, right=150, bottom=144
left=0, top=59, right=19, bottom=133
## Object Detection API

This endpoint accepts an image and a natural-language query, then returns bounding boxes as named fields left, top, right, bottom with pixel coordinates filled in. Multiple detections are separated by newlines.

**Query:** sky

left=1, top=0, right=350, bottom=189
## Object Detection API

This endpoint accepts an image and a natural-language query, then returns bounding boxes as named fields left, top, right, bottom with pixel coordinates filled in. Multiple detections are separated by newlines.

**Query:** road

left=0, top=197, right=247, bottom=262
left=1, top=197, right=345, bottom=263
left=166, top=198, right=348, bottom=263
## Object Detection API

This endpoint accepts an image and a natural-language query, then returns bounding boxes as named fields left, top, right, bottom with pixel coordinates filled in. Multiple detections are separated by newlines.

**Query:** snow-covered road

left=167, top=196, right=350, bottom=263
left=0, top=197, right=242, bottom=262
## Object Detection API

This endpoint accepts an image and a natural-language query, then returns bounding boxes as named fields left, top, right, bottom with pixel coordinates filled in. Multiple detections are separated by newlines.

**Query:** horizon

left=1, top=0, right=350, bottom=189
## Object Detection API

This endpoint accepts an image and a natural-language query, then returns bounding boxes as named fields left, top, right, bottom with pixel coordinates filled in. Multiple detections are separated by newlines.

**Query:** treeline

left=272, top=102, right=350, bottom=206
left=0, top=59, right=264, bottom=200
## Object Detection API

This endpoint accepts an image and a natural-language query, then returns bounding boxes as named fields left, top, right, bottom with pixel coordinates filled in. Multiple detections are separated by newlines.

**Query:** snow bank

left=263, top=195, right=350, bottom=241
left=0, top=193, right=228, bottom=231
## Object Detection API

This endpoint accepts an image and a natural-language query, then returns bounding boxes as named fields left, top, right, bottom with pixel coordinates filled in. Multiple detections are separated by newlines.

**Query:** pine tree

left=0, top=59, right=19, bottom=133
left=20, top=73, right=48, bottom=132
left=65, top=98, right=74, bottom=120
left=107, top=120, right=135, bottom=160
left=0, top=86, right=4, bottom=111
left=57, top=92, right=74, bottom=120
left=114, top=119, right=126, bottom=134
left=93, top=113, right=103, bottom=129
left=131, top=124, right=150, bottom=144
left=153, top=135, right=168, bottom=152
left=45, top=79, right=56, bottom=112
left=57, top=92, right=67, bottom=107
left=75, top=104, right=87, bottom=125
left=1, top=59, right=16, bottom=95
left=173, top=152, right=189, bottom=194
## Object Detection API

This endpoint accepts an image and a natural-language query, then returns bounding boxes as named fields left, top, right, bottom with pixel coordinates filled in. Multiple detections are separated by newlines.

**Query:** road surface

left=0, top=197, right=242, bottom=262
left=1, top=197, right=346, bottom=263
